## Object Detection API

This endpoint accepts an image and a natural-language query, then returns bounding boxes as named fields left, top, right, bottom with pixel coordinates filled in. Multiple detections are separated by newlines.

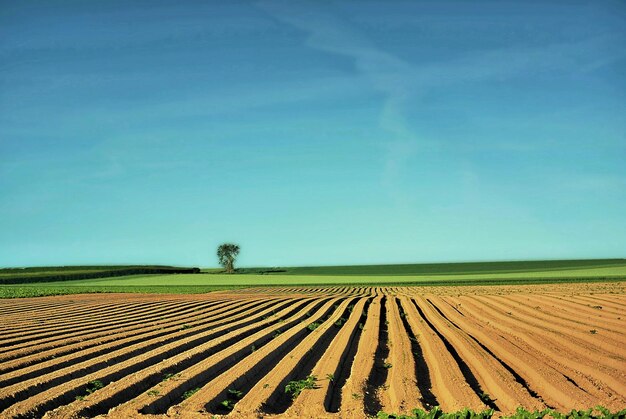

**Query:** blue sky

left=1, top=0, right=625, bottom=268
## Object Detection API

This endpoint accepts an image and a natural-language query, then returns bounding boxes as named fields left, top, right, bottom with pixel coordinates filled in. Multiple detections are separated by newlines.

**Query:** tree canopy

left=217, top=243, right=240, bottom=274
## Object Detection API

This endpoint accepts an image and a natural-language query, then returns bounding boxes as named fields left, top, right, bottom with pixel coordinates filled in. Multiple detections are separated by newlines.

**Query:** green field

left=2, top=259, right=625, bottom=298
left=239, top=258, right=626, bottom=276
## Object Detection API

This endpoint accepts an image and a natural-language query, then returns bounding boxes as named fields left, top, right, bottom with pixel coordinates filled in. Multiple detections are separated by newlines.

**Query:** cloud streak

left=257, top=0, right=417, bottom=196
left=257, top=0, right=624, bottom=200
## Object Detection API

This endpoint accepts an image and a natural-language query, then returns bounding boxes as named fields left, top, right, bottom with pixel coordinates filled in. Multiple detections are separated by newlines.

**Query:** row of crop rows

left=229, top=286, right=379, bottom=296
left=0, top=294, right=282, bottom=417
left=0, top=289, right=624, bottom=418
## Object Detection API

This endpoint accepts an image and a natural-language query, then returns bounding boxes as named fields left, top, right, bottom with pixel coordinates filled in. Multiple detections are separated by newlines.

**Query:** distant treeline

left=0, top=265, right=200, bottom=284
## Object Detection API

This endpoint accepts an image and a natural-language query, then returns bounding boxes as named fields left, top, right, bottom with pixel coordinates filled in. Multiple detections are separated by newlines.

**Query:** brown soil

left=0, top=282, right=622, bottom=418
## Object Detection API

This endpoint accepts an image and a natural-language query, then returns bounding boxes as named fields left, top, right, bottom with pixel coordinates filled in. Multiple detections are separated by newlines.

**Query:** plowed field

left=0, top=282, right=624, bottom=418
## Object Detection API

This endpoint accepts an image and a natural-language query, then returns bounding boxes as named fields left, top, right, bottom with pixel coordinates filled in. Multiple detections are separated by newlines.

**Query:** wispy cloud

left=257, top=0, right=418, bottom=198
left=257, top=0, right=624, bottom=200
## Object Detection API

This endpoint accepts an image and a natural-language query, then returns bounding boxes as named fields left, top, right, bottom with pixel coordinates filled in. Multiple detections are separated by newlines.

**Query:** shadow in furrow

left=0, top=299, right=271, bottom=411
left=425, top=298, right=551, bottom=409
left=411, top=299, right=497, bottom=410
left=5, top=299, right=297, bottom=419
left=0, top=300, right=238, bottom=368
left=363, top=296, right=389, bottom=416
left=397, top=299, right=438, bottom=409
left=0, top=302, right=235, bottom=386
left=324, top=298, right=372, bottom=412
left=79, top=299, right=317, bottom=418
left=203, top=298, right=342, bottom=414
left=260, top=298, right=357, bottom=414
left=138, top=298, right=330, bottom=415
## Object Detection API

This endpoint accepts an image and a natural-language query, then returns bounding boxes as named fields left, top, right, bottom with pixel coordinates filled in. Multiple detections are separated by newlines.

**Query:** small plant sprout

left=182, top=387, right=200, bottom=400
left=227, top=388, right=243, bottom=399
left=147, top=389, right=160, bottom=396
left=219, top=399, right=235, bottom=411
left=86, top=380, right=104, bottom=395
left=334, top=317, right=346, bottom=327
left=326, top=373, right=335, bottom=382
left=479, top=391, right=495, bottom=404
left=285, top=375, right=318, bottom=399
left=307, top=322, right=321, bottom=331
left=162, top=373, right=180, bottom=382
left=76, top=379, right=105, bottom=400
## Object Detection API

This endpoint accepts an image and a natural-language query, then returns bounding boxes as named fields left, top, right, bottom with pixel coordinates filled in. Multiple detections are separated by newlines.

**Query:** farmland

left=2, top=259, right=625, bottom=299
left=0, top=281, right=624, bottom=418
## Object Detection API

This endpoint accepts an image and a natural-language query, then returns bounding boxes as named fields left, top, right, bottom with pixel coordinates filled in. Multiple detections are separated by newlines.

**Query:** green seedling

left=182, top=387, right=200, bottom=400
left=85, top=380, right=104, bottom=395
left=285, top=375, right=318, bottom=399
left=219, top=399, right=235, bottom=411
left=227, top=388, right=243, bottom=399
left=307, top=322, right=321, bottom=331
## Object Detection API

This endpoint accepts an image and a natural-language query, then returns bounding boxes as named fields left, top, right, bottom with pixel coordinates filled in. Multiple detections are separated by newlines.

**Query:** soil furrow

left=176, top=298, right=345, bottom=417
left=0, top=300, right=229, bottom=353
left=324, top=298, right=371, bottom=412
left=49, top=298, right=322, bottom=419
left=507, top=294, right=625, bottom=333
left=364, top=296, right=390, bottom=416
left=227, top=298, right=355, bottom=417
left=403, top=296, right=483, bottom=412
left=137, top=298, right=317, bottom=415
left=286, top=298, right=371, bottom=417
left=421, top=296, right=545, bottom=412
left=396, top=297, right=438, bottom=410
left=448, top=296, right=598, bottom=410
left=0, top=299, right=245, bottom=369
left=260, top=298, right=357, bottom=415
left=0, top=300, right=210, bottom=347
left=464, top=296, right=626, bottom=394
left=0, top=300, right=200, bottom=342
left=0, top=300, right=249, bottom=387
left=339, top=295, right=382, bottom=418
left=0, top=283, right=623, bottom=418
left=425, top=296, right=545, bottom=412
left=380, top=297, right=424, bottom=414
left=476, top=295, right=625, bottom=359
left=0, top=299, right=288, bottom=416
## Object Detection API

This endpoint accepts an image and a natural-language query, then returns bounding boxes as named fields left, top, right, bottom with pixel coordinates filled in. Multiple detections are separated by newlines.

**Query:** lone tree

left=217, top=243, right=240, bottom=274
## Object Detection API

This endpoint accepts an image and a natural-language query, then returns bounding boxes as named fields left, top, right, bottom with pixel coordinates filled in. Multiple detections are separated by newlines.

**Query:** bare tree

left=217, top=243, right=240, bottom=274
